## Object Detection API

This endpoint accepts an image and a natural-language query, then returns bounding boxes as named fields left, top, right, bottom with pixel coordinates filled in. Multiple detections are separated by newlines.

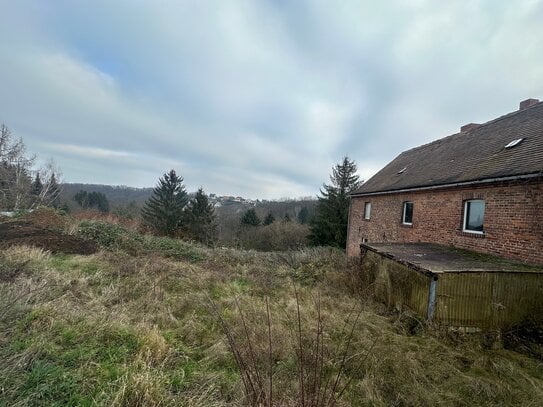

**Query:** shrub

left=76, top=220, right=206, bottom=262
left=239, top=222, right=310, bottom=251
left=77, top=221, right=143, bottom=252
left=143, top=236, right=206, bottom=262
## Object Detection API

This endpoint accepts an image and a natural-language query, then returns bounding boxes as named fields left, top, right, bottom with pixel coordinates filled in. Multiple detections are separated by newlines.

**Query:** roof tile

left=353, top=101, right=543, bottom=195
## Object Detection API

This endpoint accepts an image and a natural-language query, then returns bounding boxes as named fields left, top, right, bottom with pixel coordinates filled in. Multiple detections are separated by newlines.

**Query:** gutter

left=351, top=172, right=543, bottom=197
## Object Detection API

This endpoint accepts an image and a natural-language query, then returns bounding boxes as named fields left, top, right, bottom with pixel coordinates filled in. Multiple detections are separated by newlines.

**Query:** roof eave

left=351, top=172, right=543, bottom=197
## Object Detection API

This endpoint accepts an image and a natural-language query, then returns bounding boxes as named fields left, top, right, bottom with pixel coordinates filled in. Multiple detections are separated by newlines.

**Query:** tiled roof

left=353, top=100, right=543, bottom=196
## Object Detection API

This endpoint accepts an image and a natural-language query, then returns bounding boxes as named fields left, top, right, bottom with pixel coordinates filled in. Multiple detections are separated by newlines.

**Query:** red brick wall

left=346, top=179, right=543, bottom=265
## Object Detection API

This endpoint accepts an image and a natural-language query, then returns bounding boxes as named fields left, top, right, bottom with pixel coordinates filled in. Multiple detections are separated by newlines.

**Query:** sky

left=1, top=1, right=542, bottom=199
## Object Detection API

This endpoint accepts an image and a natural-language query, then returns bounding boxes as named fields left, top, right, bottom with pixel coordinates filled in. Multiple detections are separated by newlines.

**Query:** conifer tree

left=74, top=190, right=109, bottom=211
left=142, top=169, right=188, bottom=236
left=31, top=173, right=43, bottom=197
left=240, top=208, right=260, bottom=226
left=94, top=192, right=110, bottom=213
left=309, top=156, right=362, bottom=249
left=74, top=190, right=89, bottom=207
left=297, top=206, right=309, bottom=224
left=186, top=187, right=216, bottom=243
left=47, top=173, right=61, bottom=208
left=263, top=212, right=275, bottom=225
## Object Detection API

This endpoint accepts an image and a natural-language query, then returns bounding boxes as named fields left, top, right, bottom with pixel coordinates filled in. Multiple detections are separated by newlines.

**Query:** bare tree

left=0, top=124, right=35, bottom=211
left=30, top=159, right=63, bottom=209
left=0, top=124, right=62, bottom=211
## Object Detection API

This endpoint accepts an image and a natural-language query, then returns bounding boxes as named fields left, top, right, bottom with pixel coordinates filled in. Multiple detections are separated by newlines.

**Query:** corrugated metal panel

left=363, top=250, right=431, bottom=317
left=362, top=250, right=543, bottom=328
left=436, top=272, right=543, bottom=328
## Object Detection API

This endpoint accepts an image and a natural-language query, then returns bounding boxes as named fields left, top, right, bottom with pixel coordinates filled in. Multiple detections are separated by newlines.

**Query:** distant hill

left=60, top=183, right=318, bottom=225
left=60, top=183, right=154, bottom=211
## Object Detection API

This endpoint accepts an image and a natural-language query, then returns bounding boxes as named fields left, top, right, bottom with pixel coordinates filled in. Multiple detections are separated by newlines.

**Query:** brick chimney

left=519, top=98, right=540, bottom=110
left=460, top=123, right=480, bottom=133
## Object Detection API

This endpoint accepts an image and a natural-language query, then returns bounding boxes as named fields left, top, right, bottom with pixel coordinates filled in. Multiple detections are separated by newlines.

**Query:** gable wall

left=347, top=179, right=543, bottom=265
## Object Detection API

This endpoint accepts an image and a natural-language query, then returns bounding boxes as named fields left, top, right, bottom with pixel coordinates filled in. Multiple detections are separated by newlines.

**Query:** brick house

left=347, top=98, right=543, bottom=265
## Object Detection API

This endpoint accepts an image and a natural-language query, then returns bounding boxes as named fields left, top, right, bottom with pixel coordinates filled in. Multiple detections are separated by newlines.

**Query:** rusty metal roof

left=353, top=101, right=543, bottom=196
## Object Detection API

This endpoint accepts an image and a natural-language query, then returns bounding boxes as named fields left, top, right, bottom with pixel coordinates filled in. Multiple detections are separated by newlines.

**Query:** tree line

left=237, top=156, right=361, bottom=250
left=240, top=205, right=310, bottom=227
left=1, top=122, right=362, bottom=251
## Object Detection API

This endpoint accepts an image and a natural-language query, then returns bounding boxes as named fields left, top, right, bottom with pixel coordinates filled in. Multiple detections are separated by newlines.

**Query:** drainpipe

left=346, top=196, right=353, bottom=253
left=426, top=274, right=439, bottom=322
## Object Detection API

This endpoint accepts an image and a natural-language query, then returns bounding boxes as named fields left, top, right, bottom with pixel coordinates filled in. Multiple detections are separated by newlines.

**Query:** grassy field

left=1, top=219, right=543, bottom=406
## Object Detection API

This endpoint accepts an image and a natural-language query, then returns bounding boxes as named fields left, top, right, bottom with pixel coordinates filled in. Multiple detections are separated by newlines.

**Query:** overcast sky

left=1, top=1, right=542, bottom=199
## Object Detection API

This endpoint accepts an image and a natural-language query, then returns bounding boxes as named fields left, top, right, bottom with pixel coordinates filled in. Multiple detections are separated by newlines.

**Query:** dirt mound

left=0, top=221, right=97, bottom=255
left=25, top=207, right=67, bottom=229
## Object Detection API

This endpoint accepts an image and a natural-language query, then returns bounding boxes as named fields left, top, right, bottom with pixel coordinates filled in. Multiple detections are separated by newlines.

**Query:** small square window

left=364, top=202, right=371, bottom=220
left=463, top=200, right=485, bottom=233
left=402, top=201, right=413, bottom=225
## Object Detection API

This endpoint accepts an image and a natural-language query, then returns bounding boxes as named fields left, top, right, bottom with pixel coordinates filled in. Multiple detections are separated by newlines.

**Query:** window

left=402, top=201, right=413, bottom=225
left=463, top=199, right=485, bottom=233
left=504, top=138, right=524, bottom=149
left=364, top=202, right=371, bottom=220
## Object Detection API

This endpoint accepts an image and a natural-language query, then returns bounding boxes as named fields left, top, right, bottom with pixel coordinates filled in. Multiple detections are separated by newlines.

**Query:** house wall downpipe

left=427, top=275, right=438, bottom=322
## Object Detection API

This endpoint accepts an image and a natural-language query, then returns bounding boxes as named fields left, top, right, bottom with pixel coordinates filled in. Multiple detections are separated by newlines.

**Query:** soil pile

left=25, top=208, right=67, bottom=229
left=0, top=221, right=97, bottom=255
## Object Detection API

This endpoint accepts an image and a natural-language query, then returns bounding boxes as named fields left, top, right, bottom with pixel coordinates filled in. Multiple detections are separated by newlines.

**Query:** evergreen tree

left=263, top=212, right=275, bottom=225
left=186, top=187, right=217, bottom=244
left=90, top=191, right=110, bottom=212
left=31, top=173, right=43, bottom=197
left=283, top=213, right=291, bottom=222
left=73, top=190, right=109, bottom=212
left=142, top=169, right=189, bottom=236
left=297, top=206, right=309, bottom=224
left=74, top=190, right=89, bottom=207
left=240, top=208, right=261, bottom=226
left=47, top=173, right=61, bottom=208
left=309, top=156, right=362, bottom=249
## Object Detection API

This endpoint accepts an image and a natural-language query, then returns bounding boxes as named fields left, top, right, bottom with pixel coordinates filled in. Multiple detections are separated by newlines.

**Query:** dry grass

left=1, top=223, right=543, bottom=406
left=2, top=244, right=51, bottom=263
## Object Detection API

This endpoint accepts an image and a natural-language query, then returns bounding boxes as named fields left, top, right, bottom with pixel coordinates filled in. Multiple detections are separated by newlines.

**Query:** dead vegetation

left=1, top=217, right=543, bottom=406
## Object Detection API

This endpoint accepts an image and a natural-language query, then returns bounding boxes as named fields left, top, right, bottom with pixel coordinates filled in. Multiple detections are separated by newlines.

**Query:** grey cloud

left=1, top=1, right=543, bottom=198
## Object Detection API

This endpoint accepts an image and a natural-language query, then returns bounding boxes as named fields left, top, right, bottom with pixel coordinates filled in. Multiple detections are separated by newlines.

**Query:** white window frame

left=463, top=199, right=485, bottom=234
left=364, top=202, right=371, bottom=220
left=402, top=201, right=413, bottom=225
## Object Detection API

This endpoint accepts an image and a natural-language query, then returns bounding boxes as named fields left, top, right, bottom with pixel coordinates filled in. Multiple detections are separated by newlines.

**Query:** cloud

left=0, top=1, right=542, bottom=199
left=45, top=143, right=136, bottom=159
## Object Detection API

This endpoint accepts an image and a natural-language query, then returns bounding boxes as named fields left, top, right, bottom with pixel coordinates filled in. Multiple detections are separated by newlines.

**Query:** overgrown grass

left=75, top=220, right=206, bottom=262
left=1, top=223, right=543, bottom=405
